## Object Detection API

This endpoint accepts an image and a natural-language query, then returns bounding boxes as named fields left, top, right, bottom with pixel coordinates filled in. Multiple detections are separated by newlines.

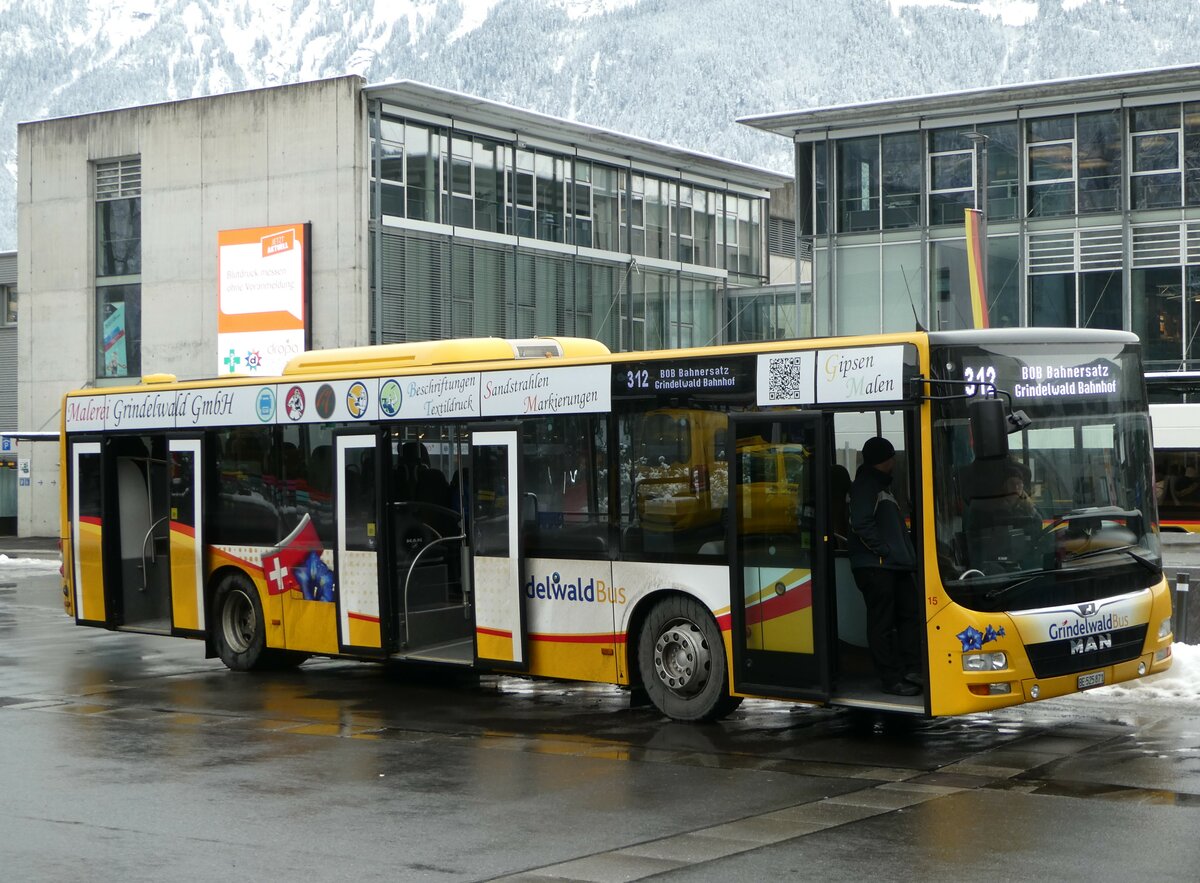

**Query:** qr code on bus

left=767, top=356, right=807, bottom=401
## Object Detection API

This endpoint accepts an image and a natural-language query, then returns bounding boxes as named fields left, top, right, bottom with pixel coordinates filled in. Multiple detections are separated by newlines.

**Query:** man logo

left=314, top=384, right=336, bottom=419
left=285, top=386, right=305, bottom=421
left=379, top=379, right=402, bottom=418
left=1077, top=603, right=1097, bottom=617
left=347, top=381, right=369, bottom=419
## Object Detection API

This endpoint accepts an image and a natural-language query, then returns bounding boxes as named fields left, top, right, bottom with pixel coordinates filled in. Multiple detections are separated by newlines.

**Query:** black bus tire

left=212, top=572, right=271, bottom=672
left=637, top=595, right=742, bottom=722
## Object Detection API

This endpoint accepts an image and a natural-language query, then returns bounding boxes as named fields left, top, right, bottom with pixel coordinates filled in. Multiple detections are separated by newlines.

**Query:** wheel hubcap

left=653, top=619, right=711, bottom=697
left=222, top=589, right=255, bottom=653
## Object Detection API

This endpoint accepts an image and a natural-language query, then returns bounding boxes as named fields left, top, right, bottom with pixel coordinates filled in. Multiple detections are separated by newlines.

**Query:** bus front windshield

left=931, top=341, right=1161, bottom=613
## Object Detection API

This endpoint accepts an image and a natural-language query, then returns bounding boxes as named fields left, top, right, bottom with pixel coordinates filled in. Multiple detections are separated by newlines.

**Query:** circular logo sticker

left=346, top=381, right=369, bottom=419
left=379, top=379, right=402, bottom=418
left=314, top=383, right=336, bottom=419
left=285, top=386, right=306, bottom=421
left=255, top=387, right=276, bottom=422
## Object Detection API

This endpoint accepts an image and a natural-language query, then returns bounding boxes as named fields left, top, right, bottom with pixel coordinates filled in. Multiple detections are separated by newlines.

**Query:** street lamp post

left=964, top=131, right=990, bottom=303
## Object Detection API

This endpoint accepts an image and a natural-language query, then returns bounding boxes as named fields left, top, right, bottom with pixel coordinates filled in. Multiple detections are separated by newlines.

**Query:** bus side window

left=522, top=415, right=608, bottom=555
left=619, top=407, right=728, bottom=558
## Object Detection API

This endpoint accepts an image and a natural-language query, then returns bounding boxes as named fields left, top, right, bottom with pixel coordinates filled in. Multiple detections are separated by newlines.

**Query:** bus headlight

left=1158, top=617, right=1173, bottom=640
left=962, top=651, right=1007, bottom=671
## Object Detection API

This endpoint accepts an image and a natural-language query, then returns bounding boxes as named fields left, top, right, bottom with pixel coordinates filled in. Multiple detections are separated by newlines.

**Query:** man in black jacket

left=848, top=436, right=922, bottom=697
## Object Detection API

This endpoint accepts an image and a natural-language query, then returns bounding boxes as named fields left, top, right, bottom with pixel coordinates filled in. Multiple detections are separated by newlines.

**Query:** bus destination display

left=614, top=357, right=754, bottom=398
left=962, top=356, right=1122, bottom=401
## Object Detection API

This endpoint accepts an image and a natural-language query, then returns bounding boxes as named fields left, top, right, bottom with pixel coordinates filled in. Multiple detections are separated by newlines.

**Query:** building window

left=978, top=122, right=1020, bottom=221
left=374, top=116, right=406, bottom=218
left=570, top=160, right=593, bottom=246
left=1185, top=103, right=1200, bottom=205
left=535, top=152, right=566, bottom=243
left=1080, top=270, right=1122, bottom=330
left=1131, top=266, right=1189, bottom=369
left=1027, top=117, right=1075, bottom=218
left=406, top=123, right=441, bottom=222
left=97, top=284, right=141, bottom=378
left=1077, top=111, right=1122, bottom=212
left=837, top=137, right=880, bottom=232
left=95, top=158, right=141, bottom=380
left=448, top=135, right=475, bottom=228
left=928, top=128, right=974, bottom=226
left=0, top=285, right=14, bottom=325
left=591, top=165, right=621, bottom=252
left=1131, top=105, right=1182, bottom=210
left=1029, top=273, right=1076, bottom=327
left=881, top=132, right=921, bottom=229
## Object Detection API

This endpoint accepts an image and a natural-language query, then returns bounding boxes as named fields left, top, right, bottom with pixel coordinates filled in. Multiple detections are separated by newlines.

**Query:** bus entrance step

left=393, top=637, right=474, bottom=666
left=401, top=605, right=471, bottom=649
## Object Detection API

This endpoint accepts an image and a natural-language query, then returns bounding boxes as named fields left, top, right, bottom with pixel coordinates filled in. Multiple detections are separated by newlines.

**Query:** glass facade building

left=741, top=65, right=1200, bottom=375
left=366, top=83, right=787, bottom=352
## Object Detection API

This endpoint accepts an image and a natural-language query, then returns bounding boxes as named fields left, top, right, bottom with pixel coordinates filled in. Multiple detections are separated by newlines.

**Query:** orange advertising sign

left=217, top=223, right=309, bottom=376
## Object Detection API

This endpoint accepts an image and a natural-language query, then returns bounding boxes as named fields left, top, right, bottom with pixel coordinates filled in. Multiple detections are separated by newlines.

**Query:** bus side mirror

left=969, top=397, right=1009, bottom=459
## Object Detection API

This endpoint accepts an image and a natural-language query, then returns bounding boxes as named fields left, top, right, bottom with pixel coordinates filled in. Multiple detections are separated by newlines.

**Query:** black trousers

left=851, top=566, right=921, bottom=685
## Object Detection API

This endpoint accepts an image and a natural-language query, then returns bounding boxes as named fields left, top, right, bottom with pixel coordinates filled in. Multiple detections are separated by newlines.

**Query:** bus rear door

left=470, top=428, right=529, bottom=670
left=728, top=413, right=831, bottom=701
left=334, top=431, right=387, bottom=655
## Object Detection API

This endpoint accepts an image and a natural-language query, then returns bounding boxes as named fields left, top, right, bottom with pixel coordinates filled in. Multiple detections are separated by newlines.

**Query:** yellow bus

left=59, top=328, right=1174, bottom=720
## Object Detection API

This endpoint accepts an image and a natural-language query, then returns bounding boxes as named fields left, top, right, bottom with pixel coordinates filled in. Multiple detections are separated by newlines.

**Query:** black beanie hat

left=862, top=436, right=895, bottom=467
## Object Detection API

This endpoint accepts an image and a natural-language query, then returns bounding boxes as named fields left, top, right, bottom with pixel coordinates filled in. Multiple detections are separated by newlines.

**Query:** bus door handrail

left=401, top=533, right=467, bottom=648
left=140, top=515, right=170, bottom=592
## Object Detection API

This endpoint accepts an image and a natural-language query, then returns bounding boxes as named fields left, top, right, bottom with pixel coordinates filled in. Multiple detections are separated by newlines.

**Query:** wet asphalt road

left=2, top=557, right=1200, bottom=882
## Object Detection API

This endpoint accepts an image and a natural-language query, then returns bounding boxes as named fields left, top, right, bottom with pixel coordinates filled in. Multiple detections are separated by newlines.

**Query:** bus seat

left=308, top=445, right=332, bottom=494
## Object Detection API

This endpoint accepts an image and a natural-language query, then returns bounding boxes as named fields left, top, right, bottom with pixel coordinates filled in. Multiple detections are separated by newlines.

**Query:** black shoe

left=883, top=680, right=921, bottom=696
left=904, top=672, right=925, bottom=687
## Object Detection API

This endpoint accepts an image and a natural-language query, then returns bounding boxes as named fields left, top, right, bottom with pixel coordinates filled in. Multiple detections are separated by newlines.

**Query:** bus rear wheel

left=638, top=596, right=742, bottom=722
left=212, top=572, right=306, bottom=672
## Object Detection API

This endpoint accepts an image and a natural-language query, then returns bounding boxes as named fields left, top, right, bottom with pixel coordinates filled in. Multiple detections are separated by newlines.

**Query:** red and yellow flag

left=964, top=208, right=989, bottom=329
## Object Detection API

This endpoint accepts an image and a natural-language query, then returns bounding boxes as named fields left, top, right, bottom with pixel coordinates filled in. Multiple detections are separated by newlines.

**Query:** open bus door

left=166, top=438, right=205, bottom=635
left=70, top=440, right=107, bottom=625
left=728, top=413, right=832, bottom=702
left=470, top=428, right=529, bottom=670
left=79, top=433, right=203, bottom=635
left=334, top=431, right=386, bottom=655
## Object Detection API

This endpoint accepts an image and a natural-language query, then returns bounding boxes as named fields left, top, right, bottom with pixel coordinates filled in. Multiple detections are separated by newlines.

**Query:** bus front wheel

left=638, top=596, right=742, bottom=722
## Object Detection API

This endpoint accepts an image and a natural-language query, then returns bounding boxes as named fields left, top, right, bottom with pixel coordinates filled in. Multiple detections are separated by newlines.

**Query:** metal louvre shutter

left=1186, top=220, right=1200, bottom=265
left=0, top=328, right=16, bottom=430
left=1027, top=230, right=1076, bottom=274
left=575, top=260, right=622, bottom=349
left=453, top=241, right=512, bottom=338
left=1132, top=223, right=1182, bottom=268
left=516, top=252, right=571, bottom=338
left=768, top=216, right=796, bottom=258
left=1079, top=229, right=1123, bottom=271
left=376, top=231, right=449, bottom=343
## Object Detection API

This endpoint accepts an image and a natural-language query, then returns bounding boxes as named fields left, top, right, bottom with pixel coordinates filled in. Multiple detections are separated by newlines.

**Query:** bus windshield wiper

left=1064, top=544, right=1159, bottom=573
left=983, top=572, right=1050, bottom=603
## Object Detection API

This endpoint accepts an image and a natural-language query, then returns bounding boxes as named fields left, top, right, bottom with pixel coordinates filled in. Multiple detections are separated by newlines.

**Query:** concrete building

left=741, top=63, right=1200, bottom=367
left=0, top=251, right=16, bottom=534
left=17, top=75, right=791, bottom=537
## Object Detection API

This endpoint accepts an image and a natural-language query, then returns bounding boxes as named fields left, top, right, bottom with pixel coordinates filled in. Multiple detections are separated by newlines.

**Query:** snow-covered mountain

left=2, top=0, right=1200, bottom=250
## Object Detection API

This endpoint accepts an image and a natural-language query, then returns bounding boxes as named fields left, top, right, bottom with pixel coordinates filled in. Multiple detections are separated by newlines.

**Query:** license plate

left=1077, top=671, right=1105, bottom=690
